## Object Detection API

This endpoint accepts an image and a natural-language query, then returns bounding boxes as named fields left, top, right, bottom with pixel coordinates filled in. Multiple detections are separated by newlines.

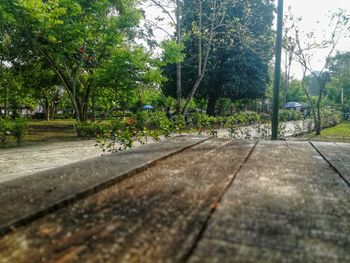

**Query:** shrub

left=75, top=121, right=110, bottom=138
left=279, top=110, right=302, bottom=122
left=321, top=108, right=342, bottom=128
left=12, top=118, right=28, bottom=146
left=0, top=117, right=12, bottom=147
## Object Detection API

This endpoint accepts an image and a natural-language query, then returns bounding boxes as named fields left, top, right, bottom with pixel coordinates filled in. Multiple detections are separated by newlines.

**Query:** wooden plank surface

left=0, top=139, right=349, bottom=263
left=311, top=141, right=350, bottom=185
left=0, top=139, right=255, bottom=263
left=188, top=141, right=350, bottom=263
left=0, top=136, right=208, bottom=234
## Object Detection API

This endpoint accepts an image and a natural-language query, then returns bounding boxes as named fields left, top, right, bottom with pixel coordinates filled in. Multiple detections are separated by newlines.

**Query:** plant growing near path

left=0, top=117, right=12, bottom=147
left=12, top=118, right=28, bottom=146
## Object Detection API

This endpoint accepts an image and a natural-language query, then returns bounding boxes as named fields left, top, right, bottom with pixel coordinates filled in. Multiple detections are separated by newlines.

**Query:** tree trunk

left=175, top=0, right=182, bottom=115
left=198, top=0, right=202, bottom=77
left=207, top=94, right=218, bottom=116
left=300, top=69, right=317, bottom=134
left=4, top=85, right=8, bottom=117
left=315, top=86, right=323, bottom=135
left=44, top=97, right=50, bottom=121
left=91, top=85, right=96, bottom=122
left=176, top=63, right=182, bottom=115
left=181, top=0, right=217, bottom=115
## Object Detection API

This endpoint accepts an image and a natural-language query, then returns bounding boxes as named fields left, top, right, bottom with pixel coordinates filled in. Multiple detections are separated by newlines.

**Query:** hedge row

left=0, top=117, right=28, bottom=147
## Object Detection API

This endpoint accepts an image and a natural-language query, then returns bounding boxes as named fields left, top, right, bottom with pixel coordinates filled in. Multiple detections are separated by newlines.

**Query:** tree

left=327, top=52, right=350, bottom=111
left=145, top=0, right=184, bottom=115
left=163, top=0, right=274, bottom=115
left=291, top=10, right=349, bottom=135
left=3, top=0, right=142, bottom=121
left=282, top=7, right=296, bottom=106
left=94, top=46, right=164, bottom=113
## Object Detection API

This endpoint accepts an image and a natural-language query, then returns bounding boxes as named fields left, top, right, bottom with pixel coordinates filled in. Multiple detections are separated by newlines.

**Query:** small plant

left=0, top=118, right=12, bottom=147
left=75, top=121, right=110, bottom=138
left=277, top=122, right=287, bottom=139
left=12, top=118, right=28, bottom=146
left=256, top=123, right=271, bottom=140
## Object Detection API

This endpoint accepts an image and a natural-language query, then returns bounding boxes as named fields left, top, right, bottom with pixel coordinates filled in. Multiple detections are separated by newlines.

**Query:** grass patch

left=1, top=119, right=78, bottom=148
left=305, top=121, right=350, bottom=143
left=28, top=119, right=76, bottom=126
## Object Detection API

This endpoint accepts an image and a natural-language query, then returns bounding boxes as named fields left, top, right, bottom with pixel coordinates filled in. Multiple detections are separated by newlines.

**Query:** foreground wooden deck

left=0, top=137, right=349, bottom=262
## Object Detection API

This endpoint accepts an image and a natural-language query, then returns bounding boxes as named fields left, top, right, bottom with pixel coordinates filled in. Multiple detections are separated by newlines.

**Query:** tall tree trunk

left=44, top=97, right=50, bottom=121
left=91, top=85, right=96, bottom=122
left=301, top=69, right=317, bottom=134
left=315, top=85, right=323, bottom=135
left=175, top=0, right=182, bottom=115
left=207, top=94, right=218, bottom=116
left=181, top=0, right=217, bottom=115
left=198, top=0, right=202, bottom=77
left=4, top=85, right=8, bottom=117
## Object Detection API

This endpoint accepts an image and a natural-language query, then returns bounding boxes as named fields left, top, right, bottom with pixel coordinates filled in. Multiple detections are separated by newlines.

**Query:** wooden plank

left=0, top=139, right=255, bottom=262
left=189, top=141, right=350, bottom=263
left=0, top=136, right=208, bottom=235
left=311, top=141, right=350, bottom=185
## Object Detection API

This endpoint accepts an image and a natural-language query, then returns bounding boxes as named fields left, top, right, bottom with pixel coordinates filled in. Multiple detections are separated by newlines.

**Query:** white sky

left=144, top=0, right=350, bottom=79
left=285, top=0, right=350, bottom=78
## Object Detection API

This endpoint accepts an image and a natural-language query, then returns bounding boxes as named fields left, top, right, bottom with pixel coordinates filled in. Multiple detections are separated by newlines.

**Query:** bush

left=279, top=110, right=303, bottom=122
left=0, top=117, right=13, bottom=147
left=75, top=121, right=110, bottom=138
left=321, top=108, right=342, bottom=128
left=11, top=118, right=28, bottom=146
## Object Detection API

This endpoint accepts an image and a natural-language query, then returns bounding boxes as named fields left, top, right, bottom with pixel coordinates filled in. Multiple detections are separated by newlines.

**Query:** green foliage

left=107, top=118, right=144, bottom=151
left=161, top=40, right=185, bottom=64
left=279, top=110, right=303, bottom=122
left=305, top=121, right=350, bottom=143
left=162, top=0, right=274, bottom=114
left=75, top=121, right=109, bottom=138
left=319, top=121, right=350, bottom=139
left=0, top=117, right=28, bottom=147
left=0, top=117, right=12, bottom=146
left=320, top=108, right=342, bottom=128
left=326, top=51, right=350, bottom=111
left=2, top=0, right=145, bottom=121
left=12, top=117, right=28, bottom=145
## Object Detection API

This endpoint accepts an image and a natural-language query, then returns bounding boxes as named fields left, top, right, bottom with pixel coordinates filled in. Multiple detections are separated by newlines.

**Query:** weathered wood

left=311, top=141, right=350, bottom=185
left=0, top=139, right=255, bottom=262
left=0, top=136, right=208, bottom=235
left=0, top=139, right=349, bottom=263
left=188, top=141, right=350, bottom=263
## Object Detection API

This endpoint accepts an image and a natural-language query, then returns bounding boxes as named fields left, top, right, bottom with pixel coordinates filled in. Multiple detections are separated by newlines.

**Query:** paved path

left=0, top=138, right=349, bottom=263
left=0, top=120, right=308, bottom=184
left=0, top=140, right=108, bottom=183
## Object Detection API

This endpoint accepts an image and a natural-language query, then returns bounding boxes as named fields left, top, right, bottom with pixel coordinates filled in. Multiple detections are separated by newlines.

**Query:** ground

left=0, top=137, right=349, bottom=262
left=0, top=120, right=349, bottom=262
left=305, top=121, right=350, bottom=142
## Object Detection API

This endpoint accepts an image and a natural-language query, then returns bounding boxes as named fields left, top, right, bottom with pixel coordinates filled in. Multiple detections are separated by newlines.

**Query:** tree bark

left=198, top=0, right=202, bottom=77
left=44, top=97, right=50, bottom=121
left=91, top=85, right=96, bottom=122
left=206, top=94, right=218, bottom=116
left=181, top=0, right=218, bottom=115
left=175, top=0, right=182, bottom=115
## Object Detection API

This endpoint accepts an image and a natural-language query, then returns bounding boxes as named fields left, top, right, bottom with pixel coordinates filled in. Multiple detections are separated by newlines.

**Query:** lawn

left=306, top=121, right=350, bottom=143
left=3, top=119, right=79, bottom=147
left=24, top=119, right=77, bottom=144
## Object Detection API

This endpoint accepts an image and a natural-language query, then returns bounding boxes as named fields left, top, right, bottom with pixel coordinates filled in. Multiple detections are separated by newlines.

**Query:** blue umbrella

left=142, top=105, right=154, bottom=109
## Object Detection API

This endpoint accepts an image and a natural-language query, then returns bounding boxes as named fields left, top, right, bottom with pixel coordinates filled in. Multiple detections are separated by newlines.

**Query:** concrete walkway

left=0, top=138, right=349, bottom=262
left=0, top=140, right=109, bottom=183
left=0, top=120, right=309, bottom=184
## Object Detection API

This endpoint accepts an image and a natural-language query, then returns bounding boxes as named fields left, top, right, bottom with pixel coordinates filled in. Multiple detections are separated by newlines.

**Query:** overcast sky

left=144, top=0, right=350, bottom=78
left=285, top=0, right=350, bottom=78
